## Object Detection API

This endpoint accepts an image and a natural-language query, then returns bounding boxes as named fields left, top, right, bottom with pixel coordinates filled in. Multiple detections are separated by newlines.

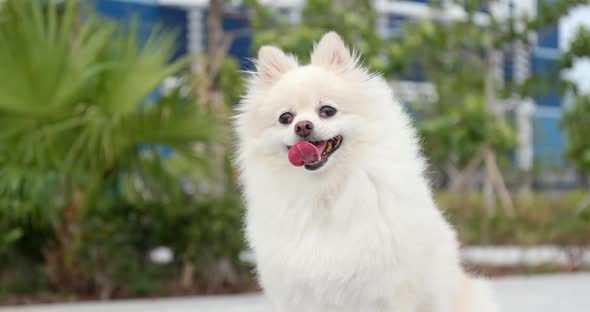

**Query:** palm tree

left=0, top=0, right=219, bottom=291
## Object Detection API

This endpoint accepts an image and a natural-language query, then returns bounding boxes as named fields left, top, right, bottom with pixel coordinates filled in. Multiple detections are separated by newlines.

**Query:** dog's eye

left=319, top=106, right=337, bottom=118
left=278, top=112, right=294, bottom=125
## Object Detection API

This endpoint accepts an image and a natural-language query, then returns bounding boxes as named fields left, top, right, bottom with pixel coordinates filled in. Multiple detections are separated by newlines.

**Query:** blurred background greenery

left=1, top=0, right=590, bottom=305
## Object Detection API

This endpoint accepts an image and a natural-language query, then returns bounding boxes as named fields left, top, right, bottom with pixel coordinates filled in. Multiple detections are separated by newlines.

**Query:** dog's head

left=235, top=32, right=416, bottom=178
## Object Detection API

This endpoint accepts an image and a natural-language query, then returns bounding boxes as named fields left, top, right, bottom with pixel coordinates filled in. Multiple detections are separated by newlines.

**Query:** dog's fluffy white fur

left=234, top=32, right=498, bottom=312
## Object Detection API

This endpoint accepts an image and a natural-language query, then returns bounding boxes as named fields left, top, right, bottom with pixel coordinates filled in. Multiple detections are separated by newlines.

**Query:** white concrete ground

left=2, top=273, right=589, bottom=312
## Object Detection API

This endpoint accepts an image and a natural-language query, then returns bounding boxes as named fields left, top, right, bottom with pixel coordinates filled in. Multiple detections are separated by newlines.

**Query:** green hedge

left=3, top=191, right=590, bottom=302
left=0, top=0, right=247, bottom=302
left=0, top=193, right=247, bottom=301
left=440, top=192, right=590, bottom=246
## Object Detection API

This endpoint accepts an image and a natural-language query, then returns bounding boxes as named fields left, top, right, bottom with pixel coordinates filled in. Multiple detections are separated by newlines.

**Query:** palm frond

left=0, top=0, right=114, bottom=115
left=0, top=0, right=220, bottom=220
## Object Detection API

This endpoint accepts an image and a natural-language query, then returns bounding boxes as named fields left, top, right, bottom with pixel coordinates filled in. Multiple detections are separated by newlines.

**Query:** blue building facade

left=94, top=0, right=253, bottom=68
left=531, top=14, right=567, bottom=179
left=94, top=0, right=572, bottom=186
left=96, top=0, right=188, bottom=60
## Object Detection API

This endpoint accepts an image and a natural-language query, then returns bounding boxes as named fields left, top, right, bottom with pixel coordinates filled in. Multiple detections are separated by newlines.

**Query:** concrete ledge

left=462, top=245, right=590, bottom=267
left=2, top=273, right=589, bottom=312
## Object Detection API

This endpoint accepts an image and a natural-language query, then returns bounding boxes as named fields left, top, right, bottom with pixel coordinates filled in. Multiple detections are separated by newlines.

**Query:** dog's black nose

left=294, top=120, right=314, bottom=138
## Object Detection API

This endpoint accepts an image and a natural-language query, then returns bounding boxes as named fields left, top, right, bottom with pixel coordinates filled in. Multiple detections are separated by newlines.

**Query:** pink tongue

left=288, top=141, right=320, bottom=167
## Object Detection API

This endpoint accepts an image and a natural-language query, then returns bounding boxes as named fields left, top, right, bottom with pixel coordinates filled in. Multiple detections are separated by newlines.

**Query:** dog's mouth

left=287, top=135, right=343, bottom=171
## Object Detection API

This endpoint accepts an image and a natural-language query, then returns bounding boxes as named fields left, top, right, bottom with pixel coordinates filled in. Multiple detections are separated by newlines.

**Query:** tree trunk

left=45, top=190, right=84, bottom=292
left=204, top=257, right=238, bottom=294
left=96, top=273, right=114, bottom=300
left=484, top=146, right=515, bottom=217
left=483, top=153, right=496, bottom=217
left=203, top=0, right=230, bottom=194
left=449, top=148, right=484, bottom=192
left=180, top=260, right=195, bottom=289
left=577, top=177, right=590, bottom=213
left=483, top=45, right=499, bottom=218
left=482, top=46, right=515, bottom=217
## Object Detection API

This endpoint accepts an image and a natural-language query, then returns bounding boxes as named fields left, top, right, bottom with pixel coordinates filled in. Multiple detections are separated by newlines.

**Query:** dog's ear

left=256, top=46, right=297, bottom=85
left=310, top=32, right=354, bottom=71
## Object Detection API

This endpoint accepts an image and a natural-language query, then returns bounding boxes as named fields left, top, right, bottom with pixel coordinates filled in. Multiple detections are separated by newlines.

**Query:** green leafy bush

left=562, top=95, right=590, bottom=174
left=0, top=0, right=246, bottom=300
left=439, top=192, right=590, bottom=246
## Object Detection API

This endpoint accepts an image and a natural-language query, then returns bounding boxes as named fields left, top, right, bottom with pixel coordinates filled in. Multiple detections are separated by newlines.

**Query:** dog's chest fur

left=245, top=170, right=425, bottom=310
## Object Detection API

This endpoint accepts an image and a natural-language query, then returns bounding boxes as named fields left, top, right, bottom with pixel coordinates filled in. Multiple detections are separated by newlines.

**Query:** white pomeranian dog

left=234, top=32, right=498, bottom=312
